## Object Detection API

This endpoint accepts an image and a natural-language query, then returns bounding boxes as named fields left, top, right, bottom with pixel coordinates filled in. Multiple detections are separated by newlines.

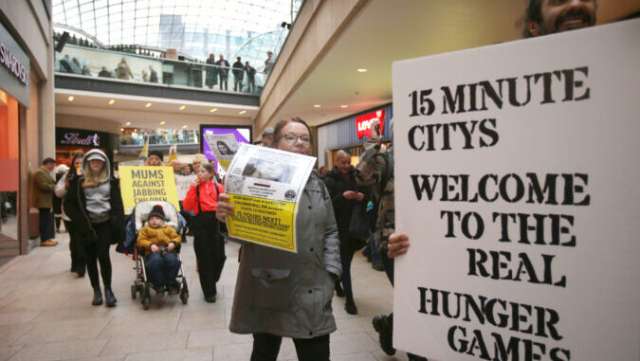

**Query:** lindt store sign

left=56, top=128, right=110, bottom=149
left=355, top=109, right=386, bottom=139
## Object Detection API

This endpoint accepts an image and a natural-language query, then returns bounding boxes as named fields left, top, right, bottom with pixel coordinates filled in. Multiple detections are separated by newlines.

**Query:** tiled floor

left=0, top=230, right=412, bottom=361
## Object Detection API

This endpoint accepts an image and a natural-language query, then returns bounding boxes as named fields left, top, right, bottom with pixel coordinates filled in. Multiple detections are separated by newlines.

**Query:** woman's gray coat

left=229, top=174, right=342, bottom=339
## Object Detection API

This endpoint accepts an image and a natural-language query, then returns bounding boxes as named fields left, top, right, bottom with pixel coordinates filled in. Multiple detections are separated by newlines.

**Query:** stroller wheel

left=180, top=289, right=189, bottom=304
left=142, top=296, right=151, bottom=310
left=131, top=285, right=137, bottom=299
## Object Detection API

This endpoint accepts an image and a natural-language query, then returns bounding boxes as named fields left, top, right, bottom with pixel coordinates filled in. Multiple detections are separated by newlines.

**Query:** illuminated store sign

left=0, top=43, right=28, bottom=84
left=60, top=132, right=101, bottom=147
left=355, top=109, right=386, bottom=139
left=56, top=128, right=111, bottom=149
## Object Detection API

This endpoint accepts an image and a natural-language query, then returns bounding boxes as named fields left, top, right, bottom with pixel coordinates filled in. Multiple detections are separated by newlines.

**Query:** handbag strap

left=196, top=182, right=220, bottom=214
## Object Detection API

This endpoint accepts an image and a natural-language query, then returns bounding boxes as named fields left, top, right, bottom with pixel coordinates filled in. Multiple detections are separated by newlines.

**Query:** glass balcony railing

left=55, top=44, right=265, bottom=95
left=119, top=129, right=200, bottom=147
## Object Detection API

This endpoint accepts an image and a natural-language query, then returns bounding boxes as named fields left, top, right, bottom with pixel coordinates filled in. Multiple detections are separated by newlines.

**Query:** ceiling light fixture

left=239, top=110, right=247, bottom=115
left=179, top=105, right=186, bottom=110
left=209, top=108, right=218, bottom=113
left=341, top=105, right=348, bottom=108
left=182, top=125, right=188, bottom=129
left=145, top=102, right=152, bottom=108
left=160, top=121, right=166, bottom=125
left=357, top=68, right=368, bottom=73
left=109, top=99, right=115, bottom=105
left=125, top=121, right=131, bottom=126
left=68, top=96, right=74, bottom=102
left=313, top=104, right=321, bottom=108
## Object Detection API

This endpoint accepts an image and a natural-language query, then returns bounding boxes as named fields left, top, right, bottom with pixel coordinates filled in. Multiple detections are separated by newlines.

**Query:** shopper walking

left=216, top=117, right=341, bottom=361
left=182, top=163, right=226, bottom=303
left=34, top=157, right=58, bottom=247
left=64, top=149, right=125, bottom=307
left=55, top=153, right=86, bottom=277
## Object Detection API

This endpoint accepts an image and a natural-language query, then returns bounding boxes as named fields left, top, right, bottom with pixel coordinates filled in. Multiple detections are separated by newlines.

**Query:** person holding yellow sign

left=216, top=117, right=341, bottom=361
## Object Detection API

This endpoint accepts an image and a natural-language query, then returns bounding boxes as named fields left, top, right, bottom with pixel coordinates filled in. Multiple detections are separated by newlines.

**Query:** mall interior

left=0, top=1, right=638, bottom=360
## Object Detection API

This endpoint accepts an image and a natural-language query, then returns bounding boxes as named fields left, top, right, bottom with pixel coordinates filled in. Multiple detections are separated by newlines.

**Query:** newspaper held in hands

left=224, top=144, right=316, bottom=253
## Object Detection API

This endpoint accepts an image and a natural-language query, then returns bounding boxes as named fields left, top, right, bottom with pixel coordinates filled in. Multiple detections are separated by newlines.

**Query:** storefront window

left=0, top=89, right=20, bottom=241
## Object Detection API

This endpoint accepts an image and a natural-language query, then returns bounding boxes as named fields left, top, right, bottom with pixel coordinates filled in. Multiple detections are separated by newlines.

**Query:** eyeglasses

left=282, top=133, right=311, bottom=145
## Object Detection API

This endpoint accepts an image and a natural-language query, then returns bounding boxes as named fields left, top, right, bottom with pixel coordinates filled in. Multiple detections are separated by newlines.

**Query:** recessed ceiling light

left=179, top=105, right=186, bottom=110
left=145, top=102, right=152, bottom=108
left=313, top=104, right=321, bottom=108
left=340, top=105, right=348, bottom=108
left=125, top=121, right=131, bottom=126
left=68, top=96, right=74, bottom=102
left=120, top=128, right=124, bottom=131
left=108, top=99, right=115, bottom=105
left=357, top=68, right=368, bottom=73
left=239, top=110, right=247, bottom=115
left=182, top=125, right=188, bottom=129
left=160, top=121, right=166, bottom=125
left=209, top=108, right=218, bottom=113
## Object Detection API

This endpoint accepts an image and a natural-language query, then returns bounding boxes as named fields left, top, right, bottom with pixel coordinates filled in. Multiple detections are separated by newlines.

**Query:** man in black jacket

left=232, top=57, right=244, bottom=92
left=323, top=149, right=365, bottom=315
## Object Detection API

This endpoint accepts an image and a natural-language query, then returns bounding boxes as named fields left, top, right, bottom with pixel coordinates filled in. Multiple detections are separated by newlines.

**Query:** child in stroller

left=137, top=204, right=182, bottom=294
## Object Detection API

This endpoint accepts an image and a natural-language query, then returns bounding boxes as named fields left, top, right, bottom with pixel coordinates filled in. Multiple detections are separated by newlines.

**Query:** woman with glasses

left=216, top=117, right=341, bottom=361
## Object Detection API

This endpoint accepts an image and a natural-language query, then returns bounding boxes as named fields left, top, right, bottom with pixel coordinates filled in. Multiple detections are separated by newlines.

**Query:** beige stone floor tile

left=177, top=308, right=226, bottom=332
left=28, top=306, right=110, bottom=324
left=7, top=339, right=108, bottom=361
left=186, top=329, right=252, bottom=349
left=331, top=351, right=379, bottom=360
left=0, top=310, right=41, bottom=326
left=372, top=349, right=411, bottom=360
left=14, top=316, right=111, bottom=345
left=330, top=332, right=379, bottom=355
left=0, top=345, right=23, bottom=361
left=61, top=356, right=125, bottom=361
left=123, top=347, right=213, bottom=361
left=0, top=324, right=32, bottom=347
left=212, top=342, right=253, bottom=361
left=100, top=332, right=188, bottom=357
left=97, top=312, right=181, bottom=338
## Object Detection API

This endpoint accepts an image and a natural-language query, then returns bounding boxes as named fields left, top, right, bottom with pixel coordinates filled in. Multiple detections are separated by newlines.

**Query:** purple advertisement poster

left=200, top=125, right=252, bottom=172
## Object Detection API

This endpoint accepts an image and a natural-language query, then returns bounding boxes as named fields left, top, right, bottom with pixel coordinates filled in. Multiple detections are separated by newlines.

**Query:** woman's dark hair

left=67, top=153, right=84, bottom=180
left=524, top=0, right=542, bottom=38
left=273, top=117, right=313, bottom=145
left=217, top=140, right=231, bottom=154
left=200, top=162, right=215, bottom=174
left=184, top=164, right=194, bottom=173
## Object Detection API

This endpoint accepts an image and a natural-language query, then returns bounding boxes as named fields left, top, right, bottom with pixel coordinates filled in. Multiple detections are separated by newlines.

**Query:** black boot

left=92, top=288, right=103, bottom=306
left=372, top=314, right=395, bottom=356
left=104, top=287, right=117, bottom=307
left=335, top=282, right=345, bottom=298
left=345, top=294, right=358, bottom=315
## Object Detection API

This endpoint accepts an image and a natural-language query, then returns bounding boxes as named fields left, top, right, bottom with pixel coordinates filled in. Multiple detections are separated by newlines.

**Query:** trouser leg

left=39, top=208, right=52, bottom=242
left=163, top=252, right=181, bottom=285
left=340, top=249, right=355, bottom=295
left=145, top=252, right=165, bottom=289
left=251, top=333, right=283, bottom=361
left=93, top=222, right=113, bottom=288
left=193, top=231, right=217, bottom=297
left=292, top=334, right=330, bottom=361
left=84, top=234, right=100, bottom=289
left=379, top=248, right=394, bottom=286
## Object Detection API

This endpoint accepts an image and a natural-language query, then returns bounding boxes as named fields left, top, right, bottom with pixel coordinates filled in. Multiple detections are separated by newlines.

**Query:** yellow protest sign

left=227, top=194, right=297, bottom=252
left=119, top=166, right=180, bottom=214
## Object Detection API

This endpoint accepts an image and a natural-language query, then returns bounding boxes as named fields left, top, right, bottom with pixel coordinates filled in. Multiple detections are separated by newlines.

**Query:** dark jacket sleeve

left=109, top=179, right=126, bottom=244
left=63, top=178, right=93, bottom=237
left=323, top=176, right=350, bottom=209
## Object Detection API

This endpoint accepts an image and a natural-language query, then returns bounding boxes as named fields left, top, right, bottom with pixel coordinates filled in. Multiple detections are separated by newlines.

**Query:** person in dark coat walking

left=64, top=149, right=125, bottom=307
left=323, top=149, right=365, bottom=315
left=182, top=163, right=226, bottom=303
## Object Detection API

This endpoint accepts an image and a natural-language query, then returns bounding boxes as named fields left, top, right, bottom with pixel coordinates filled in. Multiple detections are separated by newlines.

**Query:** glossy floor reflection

left=0, top=229, right=413, bottom=361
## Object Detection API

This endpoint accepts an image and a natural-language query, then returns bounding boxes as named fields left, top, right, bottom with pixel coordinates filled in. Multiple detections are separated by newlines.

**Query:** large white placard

left=393, top=20, right=639, bottom=361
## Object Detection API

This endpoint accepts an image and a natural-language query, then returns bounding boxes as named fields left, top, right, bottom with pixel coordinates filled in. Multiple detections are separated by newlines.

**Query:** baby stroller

left=130, top=201, right=189, bottom=309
